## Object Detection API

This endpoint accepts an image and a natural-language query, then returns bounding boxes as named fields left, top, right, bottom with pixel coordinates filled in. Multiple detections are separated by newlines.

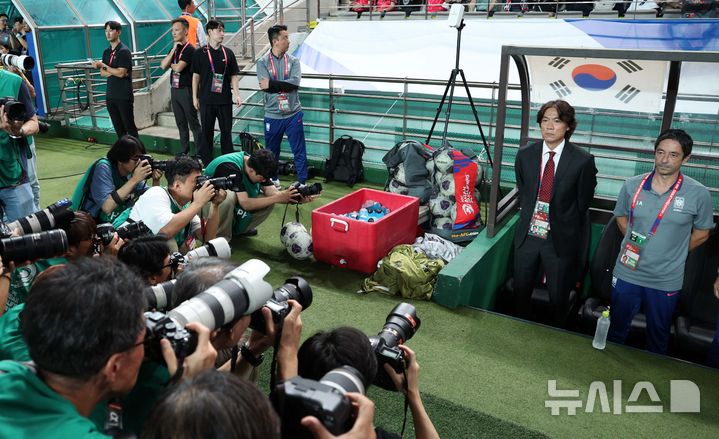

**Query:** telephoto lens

left=0, top=53, right=35, bottom=71
left=290, top=182, right=323, bottom=198
left=7, top=199, right=74, bottom=236
left=368, top=302, right=421, bottom=390
left=184, top=237, right=231, bottom=263
left=168, top=259, right=274, bottom=331
left=146, top=279, right=177, bottom=312
left=272, top=366, right=365, bottom=439
left=0, top=229, right=68, bottom=264
left=195, top=174, right=242, bottom=191
left=249, top=276, right=312, bottom=333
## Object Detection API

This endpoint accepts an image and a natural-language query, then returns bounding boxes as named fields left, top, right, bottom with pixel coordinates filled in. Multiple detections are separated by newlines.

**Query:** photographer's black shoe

left=239, top=228, right=258, bottom=237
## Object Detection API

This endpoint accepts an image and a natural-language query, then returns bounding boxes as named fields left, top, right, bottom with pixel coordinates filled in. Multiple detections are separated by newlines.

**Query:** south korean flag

left=528, top=56, right=668, bottom=113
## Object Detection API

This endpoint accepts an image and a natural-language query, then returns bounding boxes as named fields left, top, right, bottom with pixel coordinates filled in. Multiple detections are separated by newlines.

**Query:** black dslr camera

left=195, top=174, right=242, bottom=191
left=143, top=311, right=198, bottom=363
left=138, top=154, right=170, bottom=172
left=96, top=221, right=152, bottom=246
left=289, top=182, right=322, bottom=198
left=249, top=276, right=312, bottom=333
left=368, top=302, right=421, bottom=390
left=0, top=96, right=27, bottom=122
left=272, top=366, right=365, bottom=439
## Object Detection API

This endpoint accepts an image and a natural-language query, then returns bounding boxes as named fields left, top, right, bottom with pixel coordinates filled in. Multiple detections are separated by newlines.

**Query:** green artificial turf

left=35, top=136, right=719, bottom=439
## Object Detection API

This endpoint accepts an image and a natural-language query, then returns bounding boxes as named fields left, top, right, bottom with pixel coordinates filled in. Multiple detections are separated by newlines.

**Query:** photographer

left=204, top=149, right=317, bottom=239
left=295, top=327, right=439, bottom=439
left=142, top=370, right=280, bottom=439
left=117, top=234, right=173, bottom=285
left=72, top=135, right=162, bottom=224
left=0, top=66, right=39, bottom=222
left=128, top=155, right=225, bottom=252
left=0, top=257, right=217, bottom=437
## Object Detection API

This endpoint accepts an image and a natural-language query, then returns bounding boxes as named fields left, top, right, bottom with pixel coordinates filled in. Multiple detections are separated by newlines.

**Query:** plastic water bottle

left=592, top=309, right=611, bottom=350
left=358, top=208, right=369, bottom=222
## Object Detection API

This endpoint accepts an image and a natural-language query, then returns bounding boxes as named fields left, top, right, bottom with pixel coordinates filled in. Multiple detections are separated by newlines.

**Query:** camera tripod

left=425, top=20, right=494, bottom=170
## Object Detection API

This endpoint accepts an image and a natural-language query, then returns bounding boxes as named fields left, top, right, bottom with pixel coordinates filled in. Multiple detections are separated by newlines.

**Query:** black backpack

left=325, top=135, right=365, bottom=186
left=238, top=131, right=263, bottom=155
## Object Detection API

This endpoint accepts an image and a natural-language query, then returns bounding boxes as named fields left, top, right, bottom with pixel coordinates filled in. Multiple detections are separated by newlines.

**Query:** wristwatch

left=240, top=343, right=264, bottom=367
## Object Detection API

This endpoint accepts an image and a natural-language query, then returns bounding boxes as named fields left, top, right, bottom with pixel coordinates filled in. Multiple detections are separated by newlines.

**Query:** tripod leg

left=441, top=69, right=460, bottom=148
left=458, top=69, right=494, bottom=170
left=426, top=70, right=458, bottom=145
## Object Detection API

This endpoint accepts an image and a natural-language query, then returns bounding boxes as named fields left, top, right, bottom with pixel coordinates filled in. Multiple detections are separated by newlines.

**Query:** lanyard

left=108, top=47, right=117, bottom=66
left=207, top=45, right=228, bottom=75
left=268, top=53, right=289, bottom=80
left=629, top=171, right=683, bottom=237
left=174, top=42, right=189, bottom=64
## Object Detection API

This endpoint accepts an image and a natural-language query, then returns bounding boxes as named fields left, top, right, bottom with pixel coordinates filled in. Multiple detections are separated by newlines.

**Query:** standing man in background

left=191, top=20, right=241, bottom=166
left=257, top=24, right=309, bottom=188
left=92, top=21, right=138, bottom=139
left=178, top=0, right=207, bottom=47
left=161, top=19, right=202, bottom=156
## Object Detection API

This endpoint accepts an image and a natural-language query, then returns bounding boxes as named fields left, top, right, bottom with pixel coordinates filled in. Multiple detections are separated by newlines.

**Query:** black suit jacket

left=514, top=141, right=597, bottom=257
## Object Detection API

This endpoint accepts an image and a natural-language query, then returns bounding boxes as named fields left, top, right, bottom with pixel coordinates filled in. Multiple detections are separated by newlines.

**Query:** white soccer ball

left=394, top=163, right=407, bottom=185
left=285, top=229, right=313, bottom=260
left=425, top=158, right=435, bottom=176
left=438, top=173, right=455, bottom=197
left=429, top=194, right=454, bottom=217
left=388, top=179, right=409, bottom=195
left=280, top=221, right=307, bottom=246
left=434, top=150, right=454, bottom=174
left=432, top=216, right=454, bottom=231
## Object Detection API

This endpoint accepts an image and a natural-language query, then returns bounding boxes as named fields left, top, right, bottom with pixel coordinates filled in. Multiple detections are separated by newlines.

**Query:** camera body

left=289, top=182, right=322, bottom=198
left=138, top=154, right=170, bottom=172
left=249, top=276, right=312, bottom=333
left=368, top=302, right=421, bottom=390
left=96, top=221, right=152, bottom=246
left=0, top=96, right=26, bottom=122
left=143, top=311, right=198, bottom=363
left=272, top=366, right=364, bottom=439
left=195, top=174, right=241, bottom=191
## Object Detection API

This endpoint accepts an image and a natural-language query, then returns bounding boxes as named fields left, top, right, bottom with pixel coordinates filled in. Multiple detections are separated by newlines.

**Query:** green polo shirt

left=613, top=172, right=714, bottom=291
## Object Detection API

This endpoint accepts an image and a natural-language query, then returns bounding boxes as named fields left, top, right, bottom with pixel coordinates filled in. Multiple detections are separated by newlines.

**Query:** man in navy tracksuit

left=256, top=24, right=308, bottom=186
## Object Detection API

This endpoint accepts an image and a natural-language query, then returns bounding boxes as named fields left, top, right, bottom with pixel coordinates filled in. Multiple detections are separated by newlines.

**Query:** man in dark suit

left=513, top=100, right=597, bottom=326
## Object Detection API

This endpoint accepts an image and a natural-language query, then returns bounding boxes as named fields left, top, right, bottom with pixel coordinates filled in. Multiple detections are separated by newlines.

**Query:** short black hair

left=166, top=155, right=202, bottom=186
left=536, top=100, right=578, bottom=141
left=23, top=257, right=147, bottom=380
left=171, top=18, right=189, bottom=30
left=105, top=21, right=122, bottom=32
left=297, top=327, right=377, bottom=389
left=0, top=13, right=8, bottom=19
left=267, top=24, right=288, bottom=46
left=13, top=17, right=23, bottom=24
left=67, top=211, right=97, bottom=247
left=178, top=0, right=192, bottom=10
left=654, top=129, right=693, bottom=158
left=107, top=135, right=146, bottom=165
left=118, top=235, right=171, bottom=283
left=247, top=149, right=277, bottom=180
left=142, top=370, right=280, bottom=439
left=172, top=257, right=237, bottom=308
left=206, top=19, right=224, bottom=32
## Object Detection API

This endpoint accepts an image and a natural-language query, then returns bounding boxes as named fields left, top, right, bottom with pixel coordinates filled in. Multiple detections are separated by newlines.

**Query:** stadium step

left=156, top=112, right=177, bottom=128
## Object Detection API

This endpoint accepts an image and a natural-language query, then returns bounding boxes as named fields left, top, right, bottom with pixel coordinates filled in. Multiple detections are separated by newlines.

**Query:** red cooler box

left=312, top=188, right=419, bottom=273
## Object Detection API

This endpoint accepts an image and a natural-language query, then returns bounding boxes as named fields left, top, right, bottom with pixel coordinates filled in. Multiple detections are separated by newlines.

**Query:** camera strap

left=268, top=320, right=284, bottom=392
left=230, top=345, right=239, bottom=373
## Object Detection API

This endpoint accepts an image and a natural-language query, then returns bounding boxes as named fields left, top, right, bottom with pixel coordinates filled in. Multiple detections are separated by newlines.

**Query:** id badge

left=527, top=200, right=550, bottom=239
left=277, top=93, right=291, bottom=113
left=211, top=73, right=224, bottom=93
left=171, top=72, right=180, bottom=89
left=620, top=231, right=646, bottom=270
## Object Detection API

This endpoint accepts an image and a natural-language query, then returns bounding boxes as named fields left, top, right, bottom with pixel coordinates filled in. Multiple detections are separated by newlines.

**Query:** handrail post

left=250, top=18, right=256, bottom=62
left=241, top=0, right=247, bottom=57
left=402, top=79, right=408, bottom=138
left=279, top=0, right=284, bottom=24
left=85, top=67, right=98, bottom=130
left=274, top=0, right=278, bottom=23
left=328, top=75, right=335, bottom=154
left=57, top=68, right=69, bottom=127
left=143, top=51, right=151, bottom=90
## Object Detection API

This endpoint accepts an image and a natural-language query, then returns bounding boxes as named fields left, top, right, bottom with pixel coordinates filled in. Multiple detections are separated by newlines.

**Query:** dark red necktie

left=538, top=151, right=555, bottom=202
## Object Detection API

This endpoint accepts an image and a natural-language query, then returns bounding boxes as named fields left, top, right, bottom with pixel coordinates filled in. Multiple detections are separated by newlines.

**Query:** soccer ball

left=438, top=173, right=455, bottom=197
left=285, top=229, right=313, bottom=260
left=434, top=150, right=454, bottom=174
left=394, top=163, right=407, bottom=185
left=388, top=179, right=409, bottom=195
left=432, top=217, right=454, bottom=230
left=425, top=158, right=435, bottom=176
left=280, top=221, right=307, bottom=246
left=429, top=194, right=454, bottom=217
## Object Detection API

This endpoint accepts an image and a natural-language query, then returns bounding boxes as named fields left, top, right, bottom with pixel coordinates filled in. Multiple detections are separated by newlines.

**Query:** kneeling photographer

left=203, top=149, right=320, bottom=239
left=128, top=155, right=225, bottom=252
left=0, top=63, right=40, bottom=222
left=72, top=135, right=162, bottom=224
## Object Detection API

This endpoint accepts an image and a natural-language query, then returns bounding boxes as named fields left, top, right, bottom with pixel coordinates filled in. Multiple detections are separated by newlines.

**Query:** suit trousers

left=107, top=99, right=138, bottom=139
left=198, top=104, right=234, bottom=166
left=513, top=234, right=577, bottom=326
left=170, top=87, right=203, bottom=155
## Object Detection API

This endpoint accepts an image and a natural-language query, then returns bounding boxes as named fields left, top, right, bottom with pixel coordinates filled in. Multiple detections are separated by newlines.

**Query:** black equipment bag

left=324, top=135, right=365, bottom=186
left=238, top=131, right=263, bottom=155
